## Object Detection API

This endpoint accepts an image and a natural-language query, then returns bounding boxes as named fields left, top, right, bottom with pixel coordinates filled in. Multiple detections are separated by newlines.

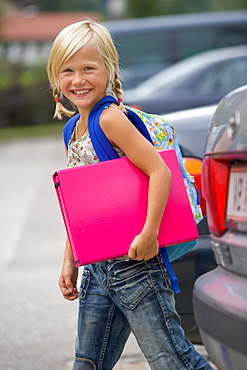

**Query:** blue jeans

left=73, top=254, right=213, bottom=370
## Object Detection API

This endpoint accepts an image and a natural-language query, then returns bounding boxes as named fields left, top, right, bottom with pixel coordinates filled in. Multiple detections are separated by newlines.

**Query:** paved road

left=0, top=136, right=217, bottom=370
left=0, top=137, right=77, bottom=370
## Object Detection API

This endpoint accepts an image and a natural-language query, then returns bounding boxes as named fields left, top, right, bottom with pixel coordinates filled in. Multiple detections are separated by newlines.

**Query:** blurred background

left=0, top=0, right=246, bottom=137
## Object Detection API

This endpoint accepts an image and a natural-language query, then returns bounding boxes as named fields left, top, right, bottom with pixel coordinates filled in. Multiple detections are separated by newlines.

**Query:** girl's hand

left=58, top=260, right=80, bottom=301
left=128, top=231, right=159, bottom=261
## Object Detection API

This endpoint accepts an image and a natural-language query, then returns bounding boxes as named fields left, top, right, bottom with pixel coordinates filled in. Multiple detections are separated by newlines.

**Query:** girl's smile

left=59, top=43, right=109, bottom=114
left=72, top=89, right=91, bottom=95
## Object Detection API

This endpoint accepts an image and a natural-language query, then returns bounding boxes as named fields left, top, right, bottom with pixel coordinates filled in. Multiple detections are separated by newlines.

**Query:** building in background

left=0, top=7, right=100, bottom=65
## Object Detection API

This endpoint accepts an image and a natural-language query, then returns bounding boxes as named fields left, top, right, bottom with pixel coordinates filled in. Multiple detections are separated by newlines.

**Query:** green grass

left=0, top=122, right=64, bottom=141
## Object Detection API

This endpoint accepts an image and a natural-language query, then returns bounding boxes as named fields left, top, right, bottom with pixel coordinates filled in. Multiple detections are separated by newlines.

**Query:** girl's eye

left=85, top=67, right=93, bottom=71
left=60, top=68, right=72, bottom=73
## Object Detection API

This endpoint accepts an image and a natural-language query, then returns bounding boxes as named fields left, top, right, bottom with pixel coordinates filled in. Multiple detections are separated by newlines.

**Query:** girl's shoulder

left=100, top=104, right=129, bottom=128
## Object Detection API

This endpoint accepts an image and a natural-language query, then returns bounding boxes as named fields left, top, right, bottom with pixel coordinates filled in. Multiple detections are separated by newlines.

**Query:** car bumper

left=193, top=266, right=247, bottom=370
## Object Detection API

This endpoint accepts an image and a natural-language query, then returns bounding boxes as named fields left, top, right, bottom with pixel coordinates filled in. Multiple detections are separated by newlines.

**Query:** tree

left=8, top=0, right=103, bottom=12
left=126, top=0, right=246, bottom=18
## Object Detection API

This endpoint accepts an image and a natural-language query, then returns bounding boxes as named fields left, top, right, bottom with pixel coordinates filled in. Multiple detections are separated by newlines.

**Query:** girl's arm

left=100, top=107, right=172, bottom=260
left=58, top=146, right=79, bottom=300
left=58, top=238, right=79, bottom=301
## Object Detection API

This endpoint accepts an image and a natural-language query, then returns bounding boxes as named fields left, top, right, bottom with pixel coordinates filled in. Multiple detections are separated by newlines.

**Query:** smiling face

left=58, top=43, right=109, bottom=115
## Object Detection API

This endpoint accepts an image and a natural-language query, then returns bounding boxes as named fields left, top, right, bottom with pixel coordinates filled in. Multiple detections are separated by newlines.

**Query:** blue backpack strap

left=125, top=108, right=153, bottom=145
left=62, top=96, right=122, bottom=154
left=159, top=248, right=180, bottom=293
left=88, top=95, right=153, bottom=161
left=63, top=113, right=80, bottom=149
left=88, top=96, right=120, bottom=161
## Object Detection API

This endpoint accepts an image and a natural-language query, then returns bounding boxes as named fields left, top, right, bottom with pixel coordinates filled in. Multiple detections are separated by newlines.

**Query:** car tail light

left=202, top=156, right=230, bottom=236
left=183, top=157, right=206, bottom=216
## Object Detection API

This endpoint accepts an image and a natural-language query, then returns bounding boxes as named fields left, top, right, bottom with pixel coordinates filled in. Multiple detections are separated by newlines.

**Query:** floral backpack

left=63, top=95, right=203, bottom=293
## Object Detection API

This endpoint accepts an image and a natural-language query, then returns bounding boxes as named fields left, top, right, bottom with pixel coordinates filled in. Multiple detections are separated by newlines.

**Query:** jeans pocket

left=111, top=261, right=152, bottom=309
left=79, top=268, right=90, bottom=301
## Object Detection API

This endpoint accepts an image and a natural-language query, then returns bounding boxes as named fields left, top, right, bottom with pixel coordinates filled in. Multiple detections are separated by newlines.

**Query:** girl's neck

left=74, top=116, right=88, bottom=141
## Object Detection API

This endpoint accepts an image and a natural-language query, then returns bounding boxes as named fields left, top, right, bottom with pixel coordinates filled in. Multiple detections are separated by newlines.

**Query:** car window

left=193, top=56, right=247, bottom=95
left=217, top=57, right=247, bottom=91
left=193, top=66, right=220, bottom=95
left=136, top=56, right=206, bottom=94
left=176, top=26, right=247, bottom=60
left=114, top=25, right=247, bottom=68
left=175, top=28, right=218, bottom=59
left=113, top=31, right=174, bottom=68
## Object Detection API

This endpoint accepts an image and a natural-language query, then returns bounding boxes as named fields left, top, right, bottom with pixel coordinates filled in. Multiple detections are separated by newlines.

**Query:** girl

left=47, top=20, right=213, bottom=370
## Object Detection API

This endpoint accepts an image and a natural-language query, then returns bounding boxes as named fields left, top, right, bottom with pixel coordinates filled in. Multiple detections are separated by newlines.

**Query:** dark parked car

left=105, top=11, right=247, bottom=88
left=162, top=105, right=217, bottom=343
left=193, top=85, right=247, bottom=367
left=123, top=45, right=247, bottom=114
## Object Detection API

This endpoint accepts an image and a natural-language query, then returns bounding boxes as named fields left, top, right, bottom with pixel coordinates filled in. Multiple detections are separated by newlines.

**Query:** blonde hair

left=47, top=19, right=124, bottom=119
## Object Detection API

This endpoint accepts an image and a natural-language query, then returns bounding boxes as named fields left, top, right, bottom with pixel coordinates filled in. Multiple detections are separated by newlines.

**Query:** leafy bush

left=0, top=60, right=55, bottom=127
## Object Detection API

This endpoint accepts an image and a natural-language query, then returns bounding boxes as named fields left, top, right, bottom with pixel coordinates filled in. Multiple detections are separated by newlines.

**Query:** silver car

left=193, top=85, right=247, bottom=369
left=123, top=45, right=247, bottom=114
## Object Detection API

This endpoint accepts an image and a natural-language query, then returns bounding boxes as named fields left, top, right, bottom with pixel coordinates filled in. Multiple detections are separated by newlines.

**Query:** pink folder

left=53, top=149, right=198, bottom=266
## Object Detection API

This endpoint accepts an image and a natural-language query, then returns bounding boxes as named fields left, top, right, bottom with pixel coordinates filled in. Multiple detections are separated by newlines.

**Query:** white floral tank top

left=67, top=127, right=125, bottom=168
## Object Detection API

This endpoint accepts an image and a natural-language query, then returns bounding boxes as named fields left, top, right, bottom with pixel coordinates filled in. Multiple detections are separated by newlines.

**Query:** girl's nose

left=73, top=72, right=86, bottom=85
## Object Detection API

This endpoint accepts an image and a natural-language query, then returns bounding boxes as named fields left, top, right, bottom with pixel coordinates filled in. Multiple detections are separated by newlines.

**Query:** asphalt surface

left=0, top=136, right=217, bottom=370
